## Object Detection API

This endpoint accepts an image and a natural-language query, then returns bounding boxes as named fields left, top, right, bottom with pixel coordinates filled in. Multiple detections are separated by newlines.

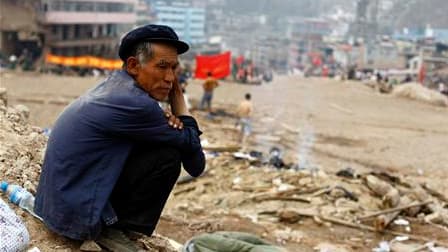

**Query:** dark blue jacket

left=35, top=70, right=205, bottom=240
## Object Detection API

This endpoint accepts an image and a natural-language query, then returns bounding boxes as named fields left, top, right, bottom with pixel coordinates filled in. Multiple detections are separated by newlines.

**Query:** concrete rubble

left=392, top=83, right=448, bottom=107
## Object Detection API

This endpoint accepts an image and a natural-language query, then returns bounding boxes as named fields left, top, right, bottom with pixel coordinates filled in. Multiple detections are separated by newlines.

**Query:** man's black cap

left=118, top=24, right=189, bottom=61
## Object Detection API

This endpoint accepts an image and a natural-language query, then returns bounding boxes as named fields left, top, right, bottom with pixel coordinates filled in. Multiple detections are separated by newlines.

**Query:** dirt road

left=3, top=72, right=446, bottom=189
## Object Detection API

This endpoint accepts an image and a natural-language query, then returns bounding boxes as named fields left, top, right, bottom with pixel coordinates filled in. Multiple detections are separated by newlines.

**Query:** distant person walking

left=237, top=93, right=253, bottom=147
left=200, top=72, right=219, bottom=111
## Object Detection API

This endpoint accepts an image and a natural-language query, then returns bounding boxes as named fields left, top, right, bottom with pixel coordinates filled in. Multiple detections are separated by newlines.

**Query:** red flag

left=195, top=51, right=231, bottom=79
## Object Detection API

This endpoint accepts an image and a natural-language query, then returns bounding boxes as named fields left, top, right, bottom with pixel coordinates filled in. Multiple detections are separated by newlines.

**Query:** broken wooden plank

left=359, top=200, right=433, bottom=220
left=252, top=195, right=311, bottom=203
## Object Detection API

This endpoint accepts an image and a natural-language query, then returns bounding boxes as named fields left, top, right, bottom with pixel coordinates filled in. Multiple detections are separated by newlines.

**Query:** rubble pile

left=0, top=88, right=46, bottom=194
left=168, top=111, right=448, bottom=249
left=392, top=83, right=448, bottom=107
left=172, top=154, right=448, bottom=245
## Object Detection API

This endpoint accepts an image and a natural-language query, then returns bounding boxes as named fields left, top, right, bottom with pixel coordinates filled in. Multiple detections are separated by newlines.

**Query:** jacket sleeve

left=97, top=99, right=205, bottom=177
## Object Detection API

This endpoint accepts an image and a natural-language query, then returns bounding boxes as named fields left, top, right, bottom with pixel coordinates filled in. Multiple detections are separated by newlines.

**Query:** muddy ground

left=1, top=72, right=447, bottom=251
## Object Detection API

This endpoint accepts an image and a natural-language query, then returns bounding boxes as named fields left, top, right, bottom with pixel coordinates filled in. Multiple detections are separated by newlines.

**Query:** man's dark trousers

left=110, top=146, right=181, bottom=236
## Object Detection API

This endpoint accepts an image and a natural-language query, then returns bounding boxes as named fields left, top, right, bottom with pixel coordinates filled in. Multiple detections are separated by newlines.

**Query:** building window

left=76, top=2, right=94, bottom=12
left=96, top=2, right=107, bottom=12
left=49, top=1, right=133, bottom=13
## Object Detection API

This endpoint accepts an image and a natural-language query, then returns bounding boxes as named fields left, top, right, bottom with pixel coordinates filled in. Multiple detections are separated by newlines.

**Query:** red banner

left=195, top=51, right=231, bottom=79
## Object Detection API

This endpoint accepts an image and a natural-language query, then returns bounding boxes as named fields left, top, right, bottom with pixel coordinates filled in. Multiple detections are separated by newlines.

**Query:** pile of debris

left=392, top=83, right=448, bottom=107
left=170, top=110, right=448, bottom=250
left=172, top=151, right=448, bottom=249
left=0, top=88, right=46, bottom=194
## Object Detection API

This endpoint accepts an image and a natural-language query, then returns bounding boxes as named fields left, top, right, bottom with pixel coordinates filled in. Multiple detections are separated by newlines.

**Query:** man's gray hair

left=123, top=41, right=153, bottom=68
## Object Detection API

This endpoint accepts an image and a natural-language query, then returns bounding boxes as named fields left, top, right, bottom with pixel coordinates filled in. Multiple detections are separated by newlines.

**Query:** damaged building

left=0, top=0, right=138, bottom=65
left=0, top=0, right=44, bottom=64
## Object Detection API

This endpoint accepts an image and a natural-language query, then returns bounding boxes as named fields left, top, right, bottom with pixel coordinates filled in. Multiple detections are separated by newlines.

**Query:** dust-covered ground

left=3, top=72, right=447, bottom=188
left=1, top=71, right=448, bottom=251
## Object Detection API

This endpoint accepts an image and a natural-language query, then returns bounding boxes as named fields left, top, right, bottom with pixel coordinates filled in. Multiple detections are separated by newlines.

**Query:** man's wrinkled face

left=129, top=43, right=179, bottom=101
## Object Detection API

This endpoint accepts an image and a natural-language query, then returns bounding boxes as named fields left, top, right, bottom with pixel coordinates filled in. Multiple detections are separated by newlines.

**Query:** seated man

left=34, top=25, right=205, bottom=251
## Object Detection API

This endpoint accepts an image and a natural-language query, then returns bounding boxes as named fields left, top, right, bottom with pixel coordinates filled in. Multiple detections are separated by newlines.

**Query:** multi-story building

left=286, top=18, right=332, bottom=70
left=136, top=0, right=153, bottom=27
left=394, top=27, right=448, bottom=43
left=252, top=36, right=289, bottom=71
left=153, top=1, right=205, bottom=45
left=38, top=0, right=137, bottom=58
left=0, top=0, right=43, bottom=61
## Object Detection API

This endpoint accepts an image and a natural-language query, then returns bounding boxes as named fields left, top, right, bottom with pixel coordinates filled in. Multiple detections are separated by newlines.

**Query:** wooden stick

left=247, top=186, right=326, bottom=202
left=253, top=195, right=311, bottom=203
left=311, top=186, right=333, bottom=197
left=173, top=186, right=196, bottom=195
left=359, top=200, right=433, bottom=220
left=203, top=145, right=241, bottom=152
left=278, top=186, right=328, bottom=197
left=231, top=185, right=272, bottom=192
left=320, top=215, right=448, bottom=247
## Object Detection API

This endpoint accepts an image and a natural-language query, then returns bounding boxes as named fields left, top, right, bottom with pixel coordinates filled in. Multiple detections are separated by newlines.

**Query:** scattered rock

left=314, top=242, right=350, bottom=252
left=80, top=240, right=102, bottom=251
left=0, top=102, right=46, bottom=191
left=138, top=233, right=182, bottom=252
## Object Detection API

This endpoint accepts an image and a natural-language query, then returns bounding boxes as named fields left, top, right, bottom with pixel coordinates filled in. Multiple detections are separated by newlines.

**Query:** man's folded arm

left=101, top=102, right=205, bottom=176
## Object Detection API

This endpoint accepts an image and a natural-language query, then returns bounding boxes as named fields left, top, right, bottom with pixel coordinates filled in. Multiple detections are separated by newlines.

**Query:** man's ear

left=126, top=57, right=140, bottom=76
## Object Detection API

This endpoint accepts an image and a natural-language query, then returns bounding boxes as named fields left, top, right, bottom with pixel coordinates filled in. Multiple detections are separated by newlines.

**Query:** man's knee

left=124, top=146, right=181, bottom=177
left=152, top=147, right=181, bottom=176
left=151, top=147, right=180, bottom=162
